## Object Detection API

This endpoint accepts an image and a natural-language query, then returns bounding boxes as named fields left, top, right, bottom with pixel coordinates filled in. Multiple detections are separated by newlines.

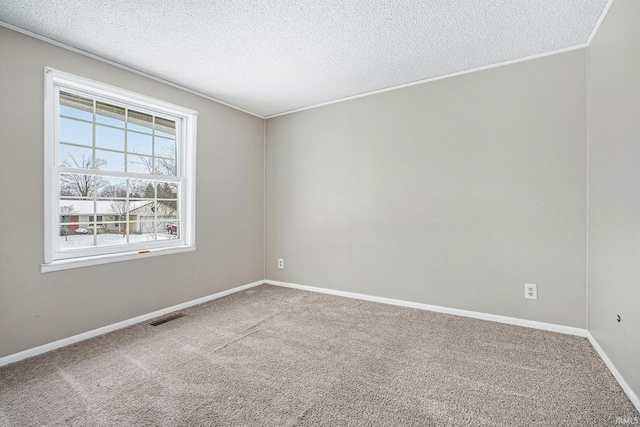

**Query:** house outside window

left=88, top=215, right=104, bottom=228
left=43, top=68, right=197, bottom=272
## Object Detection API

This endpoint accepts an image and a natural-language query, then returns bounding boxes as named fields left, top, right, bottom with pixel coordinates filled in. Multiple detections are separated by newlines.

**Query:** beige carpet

left=0, top=284, right=637, bottom=426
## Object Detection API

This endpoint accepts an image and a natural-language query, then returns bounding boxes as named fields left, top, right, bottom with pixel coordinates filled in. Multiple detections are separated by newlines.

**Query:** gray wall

left=266, top=49, right=588, bottom=328
left=588, top=0, right=640, bottom=401
left=0, top=27, right=265, bottom=358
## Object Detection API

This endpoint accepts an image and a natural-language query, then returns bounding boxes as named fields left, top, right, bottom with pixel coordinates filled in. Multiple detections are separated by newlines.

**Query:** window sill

left=41, top=245, right=196, bottom=273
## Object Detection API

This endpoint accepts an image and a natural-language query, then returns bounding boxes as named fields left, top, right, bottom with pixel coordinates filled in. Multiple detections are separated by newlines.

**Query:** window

left=88, top=216, right=103, bottom=226
left=43, top=68, right=197, bottom=272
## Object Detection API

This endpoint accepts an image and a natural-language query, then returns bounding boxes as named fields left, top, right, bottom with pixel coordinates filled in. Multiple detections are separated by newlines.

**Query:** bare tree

left=60, top=205, right=76, bottom=241
left=131, top=146, right=176, bottom=176
left=155, top=152, right=177, bottom=177
left=60, top=154, right=108, bottom=197
left=99, top=184, right=127, bottom=198
left=109, top=201, right=128, bottom=235
left=61, top=205, right=76, bottom=216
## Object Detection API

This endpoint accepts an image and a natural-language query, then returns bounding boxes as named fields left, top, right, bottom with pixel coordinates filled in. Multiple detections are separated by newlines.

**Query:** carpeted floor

left=0, top=284, right=637, bottom=426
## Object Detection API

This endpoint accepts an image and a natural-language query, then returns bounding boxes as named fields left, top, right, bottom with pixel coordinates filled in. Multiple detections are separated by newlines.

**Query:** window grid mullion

left=154, top=180, right=158, bottom=240
left=58, top=167, right=181, bottom=183
left=124, top=107, right=129, bottom=174
left=92, top=100, right=97, bottom=246
left=152, top=115, right=156, bottom=175
left=126, top=179, right=130, bottom=244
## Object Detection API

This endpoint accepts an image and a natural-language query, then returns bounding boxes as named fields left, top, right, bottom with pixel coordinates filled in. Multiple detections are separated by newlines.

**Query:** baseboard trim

left=0, top=280, right=265, bottom=367
left=265, top=280, right=588, bottom=337
left=265, top=280, right=640, bottom=412
left=588, top=333, right=640, bottom=413
left=5, top=279, right=637, bottom=414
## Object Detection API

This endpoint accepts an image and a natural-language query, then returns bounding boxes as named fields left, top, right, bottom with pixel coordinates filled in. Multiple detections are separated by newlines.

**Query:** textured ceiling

left=0, top=0, right=609, bottom=117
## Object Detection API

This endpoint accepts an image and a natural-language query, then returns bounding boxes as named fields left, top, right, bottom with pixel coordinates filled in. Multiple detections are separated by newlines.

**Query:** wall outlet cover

left=525, top=283, right=537, bottom=300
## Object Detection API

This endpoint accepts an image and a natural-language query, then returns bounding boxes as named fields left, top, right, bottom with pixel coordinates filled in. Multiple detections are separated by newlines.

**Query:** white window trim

left=42, top=68, right=197, bottom=273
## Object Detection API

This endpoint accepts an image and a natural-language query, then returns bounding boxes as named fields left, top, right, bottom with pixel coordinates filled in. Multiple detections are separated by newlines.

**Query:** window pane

left=155, top=137, right=176, bottom=159
left=60, top=204, right=79, bottom=225
left=128, top=199, right=156, bottom=234
left=97, top=177, right=128, bottom=198
left=154, top=158, right=177, bottom=176
left=128, top=131, right=153, bottom=156
left=60, top=117, right=92, bottom=146
left=129, top=231, right=156, bottom=244
left=60, top=222, right=87, bottom=236
left=127, top=155, right=153, bottom=174
left=136, top=201, right=157, bottom=222
left=158, top=221, right=179, bottom=239
left=96, top=124, right=125, bottom=152
left=59, top=223, right=95, bottom=250
left=127, top=184, right=145, bottom=199
left=128, top=110, right=153, bottom=134
left=163, top=221, right=179, bottom=238
left=59, top=210, right=87, bottom=236
left=96, top=233, right=130, bottom=247
left=96, top=101, right=125, bottom=128
left=95, top=149, right=125, bottom=172
left=126, top=201, right=146, bottom=223
left=156, top=204, right=178, bottom=221
left=60, top=173, right=105, bottom=197
left=105, top=200, right=129, bottom=222
left=60, top=92, right=93, bottom=121
left=155, top=117, right=175, bottom=138
left=118, top=221, right=133, bottom=236
left=130, top=180, right=156, bottom=199
left=157, top=181, right=178, bottom=201
left=135, top=221, right=158, bottom=239
left=88, top=222, right=104, bottom=234
left=130, top=221, right=179, bottom=240
left=60, top=144, right=93, bottom=168
left=88, top=215, right=104, bottom=224
left=100, top=219, right=120, bottom=235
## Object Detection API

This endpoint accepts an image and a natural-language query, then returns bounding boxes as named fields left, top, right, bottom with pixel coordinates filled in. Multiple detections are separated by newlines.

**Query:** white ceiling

left=0, top=0, right=609, bottom=118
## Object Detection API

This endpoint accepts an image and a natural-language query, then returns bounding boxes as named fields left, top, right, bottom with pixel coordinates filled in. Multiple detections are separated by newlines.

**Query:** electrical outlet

left=277, top=258, right=284, bottom=269
left=525, top=284, right=537, bottom=300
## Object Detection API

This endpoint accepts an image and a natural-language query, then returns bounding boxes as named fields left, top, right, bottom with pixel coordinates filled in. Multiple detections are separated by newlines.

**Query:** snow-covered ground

left=60, top=232, right=177, bottom=249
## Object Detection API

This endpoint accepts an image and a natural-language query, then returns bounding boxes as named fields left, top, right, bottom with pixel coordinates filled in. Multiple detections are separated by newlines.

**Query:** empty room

left=1, top=0, right=639, bottom=425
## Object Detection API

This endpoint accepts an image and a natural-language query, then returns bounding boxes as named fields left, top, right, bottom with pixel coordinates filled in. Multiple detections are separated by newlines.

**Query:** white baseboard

left=588, top=333, right=640, bottom=414
left=0, top=280, right=265, bottom=367
left=266, top=280, right=588, bottom=337
left=267, top=279, right=640, bottom=413
left=4, top=278, right=638, bottom=415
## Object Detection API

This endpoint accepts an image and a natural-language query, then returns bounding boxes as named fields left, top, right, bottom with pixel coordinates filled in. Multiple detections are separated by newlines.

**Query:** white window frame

left=42, top=68, right=197, bottom=273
